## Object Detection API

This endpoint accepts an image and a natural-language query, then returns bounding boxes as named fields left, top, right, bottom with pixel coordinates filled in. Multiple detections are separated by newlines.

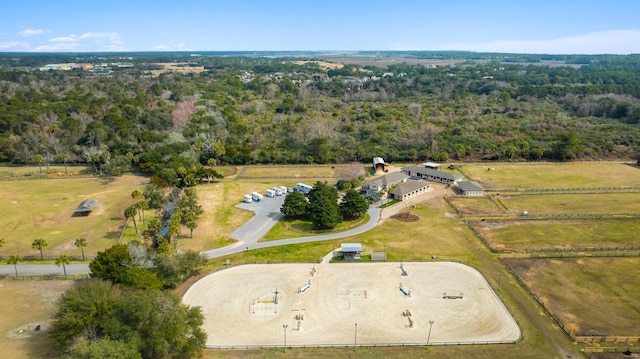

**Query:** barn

left=372, top=157, right=389, bottom=174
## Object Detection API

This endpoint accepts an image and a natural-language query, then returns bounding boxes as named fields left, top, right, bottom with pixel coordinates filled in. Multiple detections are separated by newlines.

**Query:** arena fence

left=206, top=339, right=519, bottom=350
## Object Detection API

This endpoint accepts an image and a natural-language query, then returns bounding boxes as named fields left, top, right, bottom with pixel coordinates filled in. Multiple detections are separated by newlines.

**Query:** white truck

left=295, top=182, right=313, bottom=195
left=265, top=189, right=275, bottom=197
left=243, top=194, right=252, bottom=203
left=252, top=192, right=264, bottom=201
left=273, top=187, right=283, bottom=196
left=280, top=186, right=288, bottom=194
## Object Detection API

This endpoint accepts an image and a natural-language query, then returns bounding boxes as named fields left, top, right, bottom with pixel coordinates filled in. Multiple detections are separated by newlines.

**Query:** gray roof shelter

left=74, top=199, right=97, bottom=216
left=401, top=166, right=463, bottom=185
left=341, top=243, right=363, bottom=261
left=391, top=180, right=430, bottom=201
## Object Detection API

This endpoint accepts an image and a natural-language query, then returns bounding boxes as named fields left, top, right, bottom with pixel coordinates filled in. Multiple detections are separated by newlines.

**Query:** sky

left=1, top=0, right=639, bottom=54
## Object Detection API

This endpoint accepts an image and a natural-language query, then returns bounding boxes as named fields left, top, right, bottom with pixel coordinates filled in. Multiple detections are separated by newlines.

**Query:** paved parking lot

left=230, top=194, right=286, bottom=243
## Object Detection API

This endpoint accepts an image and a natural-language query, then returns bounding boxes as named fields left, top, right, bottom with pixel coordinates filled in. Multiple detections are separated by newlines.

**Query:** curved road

left=0, top=205, right=382, bottom=276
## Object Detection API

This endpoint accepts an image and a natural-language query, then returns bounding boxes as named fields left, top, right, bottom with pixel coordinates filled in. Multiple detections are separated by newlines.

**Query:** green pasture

left=500, top=192, right=640, bottom=215
left=504, top=257, right=640, bottom=337
left=239, top=164, right=337, bottom=178
left=0, top=175, right=147, bottom=259
left=460, top=162, right=640, bottom=190
left=472, top=220, right=640, bottom=251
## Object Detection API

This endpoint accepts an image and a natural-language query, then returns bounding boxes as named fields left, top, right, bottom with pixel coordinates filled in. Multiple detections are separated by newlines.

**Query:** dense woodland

left=1, top=52, right=640, bottom=185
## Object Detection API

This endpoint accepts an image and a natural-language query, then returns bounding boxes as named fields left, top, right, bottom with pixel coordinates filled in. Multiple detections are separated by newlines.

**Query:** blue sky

left=1, top=0, right=639, bottom=54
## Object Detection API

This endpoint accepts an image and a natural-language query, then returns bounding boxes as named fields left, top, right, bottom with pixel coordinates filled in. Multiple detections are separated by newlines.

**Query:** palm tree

left=131, top=189, right=143, bottom=220
left=55, top=255, right=71, bottom=278
left=32, top=238, right=48, bottom=261
left=60, top=153, right=69, bottom=175
left=125, top=205, right=138, bottom=234
left=186, top=221, right=198, bottom=238
left=74, top=237, right=87, bottom=261
left=137, top=200, right=148, bottom=225
left=7, top=255, right=22, bottom=277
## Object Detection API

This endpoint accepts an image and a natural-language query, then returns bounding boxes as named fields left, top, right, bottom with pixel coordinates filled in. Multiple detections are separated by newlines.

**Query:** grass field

left=0, top=165, right=92, bottom=178
left=503, top=257, right=640, bottom=337
left=0, top=280, right=74, bottom=359
left=472, top=220, right=640, bottom=251
left=460, top=162, right=640, bottom=189
left=499, top=193, right=640, bottom=215
left=0, top=174, right=149, bottom=259
left=238, top=163, right=367, bottom=180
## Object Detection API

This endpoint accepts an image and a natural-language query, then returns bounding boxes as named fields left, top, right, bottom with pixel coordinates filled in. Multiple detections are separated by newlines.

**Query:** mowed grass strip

left=503, top=257, right=640, bottom=337
left=0, top=175, right=148, bottom=258
left=0, top=165, right=92, bottom=178
left=461, top=162, right=640, bottom=190
left=500, top=193, right=640, bottom=215
left=473, top=220, right=640, bottom=251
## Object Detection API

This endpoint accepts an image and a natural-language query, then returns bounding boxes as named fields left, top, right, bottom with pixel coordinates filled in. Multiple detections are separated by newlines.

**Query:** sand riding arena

left=182, top=261, right=521, bottom=349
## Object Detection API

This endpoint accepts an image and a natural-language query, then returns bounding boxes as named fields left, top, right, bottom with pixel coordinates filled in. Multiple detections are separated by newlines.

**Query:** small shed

left=372, top=157, right=389, bottom=173
left=341, top=243, right=363, bottom=261
left=457, top=181, right=484, bottom=197
left=74, top=199, right=97, bottom=216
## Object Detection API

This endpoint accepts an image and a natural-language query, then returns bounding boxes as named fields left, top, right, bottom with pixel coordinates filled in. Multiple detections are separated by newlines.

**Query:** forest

left=1, top=51, right=639, bottom=186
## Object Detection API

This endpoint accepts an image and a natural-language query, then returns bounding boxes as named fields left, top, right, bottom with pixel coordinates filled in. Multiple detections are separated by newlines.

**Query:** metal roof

left=369, top=171, right=410, bottom=187
left=401, top=166, right=463, bottom=181
left=457, top=181, right=484, bottom=192
left=74, top=199, right=97, bottom=213
left=341, top=243, right=363, bottom=252
left=392, top=180, right=430, bottom=196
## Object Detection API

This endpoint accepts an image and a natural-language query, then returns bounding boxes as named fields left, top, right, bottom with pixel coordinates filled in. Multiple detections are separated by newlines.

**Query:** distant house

left=390, top=180, right=431, bottom=201
left=457, top=181, right=484, bottom=197
left=363, top=171, right=410, bottom=199
left=401, top=166, right=463, bottom=185
left=74, top=199, right=97, bottom=216
left=341, top=243, right=362, bottom=261
left=372, top=157, right=389, bottom=173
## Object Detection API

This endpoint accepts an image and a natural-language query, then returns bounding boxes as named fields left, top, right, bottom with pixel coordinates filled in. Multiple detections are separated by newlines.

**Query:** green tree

left=307, top=181, right=342, bottom=229
left=144, top=218, right=162, bottom=246
left=61, top=337, right=142, bottom=359
left=142, top=184, right=165, bottom=209
left=89, top=244, right=131, bottom=283
left=55, top=254, right=71, bottom=278
left=131, top=189, right=143, bottom=220
left=120, top=266, right=164, bottom=290
left=6, top=254, right=22, bottom=277
left=340, top=189, right=370, bottom=219
left=152, top=251, right=207, bottom=289
left=50, top=280, right=120, bottom=349
left=33, top=154, right=44, bottom=173
left=125, top=205, right=138, bottom=234
left=32, top=238, right=48, bottom=261
left=280, top=191, right=308, bottom=218
left=74, top=237, right=87, bottom=261
left=113, top=290, right=206, bottom=359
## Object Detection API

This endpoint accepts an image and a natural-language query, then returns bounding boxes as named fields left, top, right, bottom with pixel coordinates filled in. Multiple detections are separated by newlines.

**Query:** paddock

left=182, top=261, right=520, bottom=348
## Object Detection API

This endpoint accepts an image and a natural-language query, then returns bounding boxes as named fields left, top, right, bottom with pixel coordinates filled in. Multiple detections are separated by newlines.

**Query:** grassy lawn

left=238, top=164, right=367, bottom=179
left=0, top=280, right=74, bottom=358
left=472, top=220, right=640, bottom=251
left=503, top=257, right=640, bottom=337
left=0, top=174, right=149, bottom=259
left=460, top=162, right=640, bottom=189
left=262, top=214, right=370, bottom=241
left=500, top=193, right=640, bottom=215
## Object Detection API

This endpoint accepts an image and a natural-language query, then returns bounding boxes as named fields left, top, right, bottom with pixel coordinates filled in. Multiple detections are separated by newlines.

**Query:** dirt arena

left=183, top=261, right=520, bottom=348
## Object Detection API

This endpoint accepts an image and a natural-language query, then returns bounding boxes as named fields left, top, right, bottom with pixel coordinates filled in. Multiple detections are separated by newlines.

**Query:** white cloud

left=18, top=28, right=45, bottom=37
left=0, top=41, right=31, bottom=50
left=36, top=31, right=126, bottom=51
left=151, top=43, right=191, bottom=51
left=441, top=30, right=640, bottom=55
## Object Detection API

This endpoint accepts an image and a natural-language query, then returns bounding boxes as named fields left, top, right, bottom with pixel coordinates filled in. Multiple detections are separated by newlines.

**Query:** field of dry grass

left=460, top=162, right=640, bottom=189
left=0, top=174, right=149, bottom=259
left=503, top=257, right=640, bottom=337
left=0, top=280, right=73, bottom=358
